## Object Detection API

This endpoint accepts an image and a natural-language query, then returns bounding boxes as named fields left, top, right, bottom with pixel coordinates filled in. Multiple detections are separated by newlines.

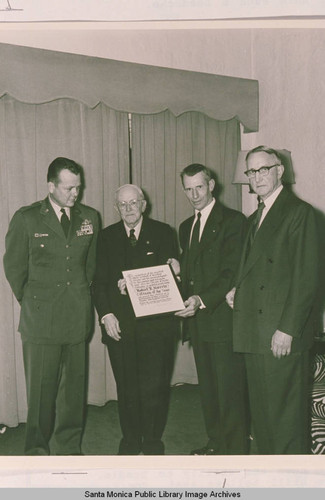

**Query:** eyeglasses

left=244, top=164, right=280, bottom=178
left=117, top=199, right=142, bottom=211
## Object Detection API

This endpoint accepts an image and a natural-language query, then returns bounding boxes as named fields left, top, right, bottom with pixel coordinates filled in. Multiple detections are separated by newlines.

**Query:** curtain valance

left=0, top=43, right=258, bottom=133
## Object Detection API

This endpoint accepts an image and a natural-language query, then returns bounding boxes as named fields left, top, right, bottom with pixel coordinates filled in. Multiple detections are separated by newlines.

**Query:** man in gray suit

left=227, top=145, right=319, bottom=454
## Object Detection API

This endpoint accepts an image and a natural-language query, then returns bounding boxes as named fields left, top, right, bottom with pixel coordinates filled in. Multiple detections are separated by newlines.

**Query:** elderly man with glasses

left=226, top=145, right=319, bottom=454
left=92, top=184, right=179, bottom=455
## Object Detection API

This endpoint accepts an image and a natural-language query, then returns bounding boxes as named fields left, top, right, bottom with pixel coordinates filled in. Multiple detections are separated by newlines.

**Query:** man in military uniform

left=3, top=157, right=99, bottom=455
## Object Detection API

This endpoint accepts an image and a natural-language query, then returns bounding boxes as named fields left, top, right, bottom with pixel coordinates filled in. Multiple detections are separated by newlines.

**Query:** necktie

left=60, top=208, right=70, bottom=237
left=187, top=212, right=201, bottom=278
left=129, top=228, right=137, bottom=247
left=190, top=211, right=201, bottom=254
left=251, top=200, right=265, bottom=240
left=246, top=200, right=265, bottom=257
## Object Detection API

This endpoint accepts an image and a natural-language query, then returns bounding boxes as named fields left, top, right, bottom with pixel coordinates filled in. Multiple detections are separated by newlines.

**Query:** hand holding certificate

left=122, top=264, right=184, bottom=318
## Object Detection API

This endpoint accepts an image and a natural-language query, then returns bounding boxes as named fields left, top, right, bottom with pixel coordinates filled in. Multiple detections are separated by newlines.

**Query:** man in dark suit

left=3, top=157, right=99, bottom=455
left=175, top=163, right=249, bottom=455
left=226, top=145, right=319, bottom=454
left=92, top=184, right=179, bottom=455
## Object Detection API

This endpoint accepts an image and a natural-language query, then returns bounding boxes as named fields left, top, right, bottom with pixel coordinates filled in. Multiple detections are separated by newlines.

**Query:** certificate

left=122, top=264, right=184, bottom=318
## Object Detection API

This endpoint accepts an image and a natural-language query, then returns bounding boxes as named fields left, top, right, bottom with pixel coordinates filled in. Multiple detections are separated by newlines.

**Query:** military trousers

left=22, top=340, right=86, bottom=455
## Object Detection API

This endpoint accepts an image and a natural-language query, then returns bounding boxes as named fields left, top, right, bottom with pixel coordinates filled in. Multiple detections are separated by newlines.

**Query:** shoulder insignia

left=19, top=200, right=42, bottom=213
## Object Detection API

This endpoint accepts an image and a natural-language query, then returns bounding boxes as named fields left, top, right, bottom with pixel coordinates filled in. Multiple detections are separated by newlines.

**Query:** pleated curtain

left=0, top=96, right=240, bottom=426
left=0, top=95, right=129, bottom=426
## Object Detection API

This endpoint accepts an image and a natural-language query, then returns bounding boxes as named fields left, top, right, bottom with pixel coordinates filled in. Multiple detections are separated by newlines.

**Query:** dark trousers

left=191, top=333, right=249, bottom=454
left=22, top=340, right=86, bottom=455
left=106, top=327, right=175, bottom=455
left=244, top=350, right=311, bottom=454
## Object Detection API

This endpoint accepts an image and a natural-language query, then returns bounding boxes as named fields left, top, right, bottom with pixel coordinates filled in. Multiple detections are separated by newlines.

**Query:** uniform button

left=67, top=282, right=71, bottom=286
left=66, top=269, right=70, bottom=272
left=258, top=309, right=263, bottom=314
left=260, top=285, right=265, bottom=290
left=33, top=295, right=37, bottom=299
left=65, top=244, right=70, bottom=249
left=40, top=244, right=44, bottom=248
left=66, top=256, right=70, bottom=260
left=189, top=280, right=194, bottom=286
left=57, top=284, right=61, bottom=287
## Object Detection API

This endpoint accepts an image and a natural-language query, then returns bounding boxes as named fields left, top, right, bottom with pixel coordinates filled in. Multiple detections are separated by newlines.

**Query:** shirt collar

left=195, top=198, right=215, bottom=219
left=124, top=216, right=143, bottom=239
left=48, top=195, right=71, bottom=220
left=262, top=184, right=283, bottom=211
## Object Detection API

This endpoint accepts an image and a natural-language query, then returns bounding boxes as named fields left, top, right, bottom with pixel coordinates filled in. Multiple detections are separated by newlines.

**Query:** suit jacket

left=179, top=202, right=247, bottom=342
left=3, top=197, right=99, bottom=345
left=233, top=188, right=319, bottom=354
left=92, top=217, right=179, bottom=343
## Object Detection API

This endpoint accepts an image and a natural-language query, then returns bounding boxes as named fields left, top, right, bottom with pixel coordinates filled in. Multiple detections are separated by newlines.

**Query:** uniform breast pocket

left=75, top=234, right=93, bottom=245
left=31, top=239, right=53, bottom=267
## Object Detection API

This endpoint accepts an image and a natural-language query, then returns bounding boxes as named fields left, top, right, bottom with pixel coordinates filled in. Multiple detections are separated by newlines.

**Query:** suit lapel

left=138, top=217, right=150, bottom=249
left=40, top=198, right=66, bottom=239
left=197, top=202, right=222, bottom=256
left=69, top=204, right=83, bottom=241
left=181, top=216, right=194, bottom=273
left=121, top=218, right=152, bottom=270
left=238, top=188, right=291, bottom=282
left=137, top=217, right=157, bottom=260
left=115, top=221, right=129, bottom=270
left=181, top=203, right=222, bottom=276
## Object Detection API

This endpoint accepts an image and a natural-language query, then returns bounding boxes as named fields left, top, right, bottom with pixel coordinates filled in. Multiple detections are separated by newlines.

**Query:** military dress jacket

left=3, top=197, right=99, bottom=345
left=179, top=202, right=247, bottom=343
left=92, top=217, right=179, bottom=342
left=233, top=188, right=319, bottom=354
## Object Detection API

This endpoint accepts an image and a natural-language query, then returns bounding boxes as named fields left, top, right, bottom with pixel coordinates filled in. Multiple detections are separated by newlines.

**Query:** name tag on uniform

left=76, top=219, right=93, bottom=236
left=34, top=233, right=49, bottom=238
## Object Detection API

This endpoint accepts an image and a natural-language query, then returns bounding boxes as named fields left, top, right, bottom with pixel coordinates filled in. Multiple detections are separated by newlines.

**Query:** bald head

left=115, top=184, right=147, bottom=228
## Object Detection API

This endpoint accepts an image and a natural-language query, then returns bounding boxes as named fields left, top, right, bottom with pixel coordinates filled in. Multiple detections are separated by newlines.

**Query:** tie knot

left=196, top=211, right=201, bottom=220
left=129, top=228, right=137, bottom=247
left=61, top=208, right=67, bottom=216
left=257, top=201, right=265, bottom=211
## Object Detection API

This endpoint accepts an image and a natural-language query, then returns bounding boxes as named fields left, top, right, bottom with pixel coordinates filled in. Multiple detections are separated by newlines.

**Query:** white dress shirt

left=123, top=217, right=143, bottom=239
left=190, top=198, right=216, bottom=243
left=258, top=184, right=283, bottom=228
left=189, top=198, right=215, bottom=308
left=48, top=195, right=71, bottom=221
